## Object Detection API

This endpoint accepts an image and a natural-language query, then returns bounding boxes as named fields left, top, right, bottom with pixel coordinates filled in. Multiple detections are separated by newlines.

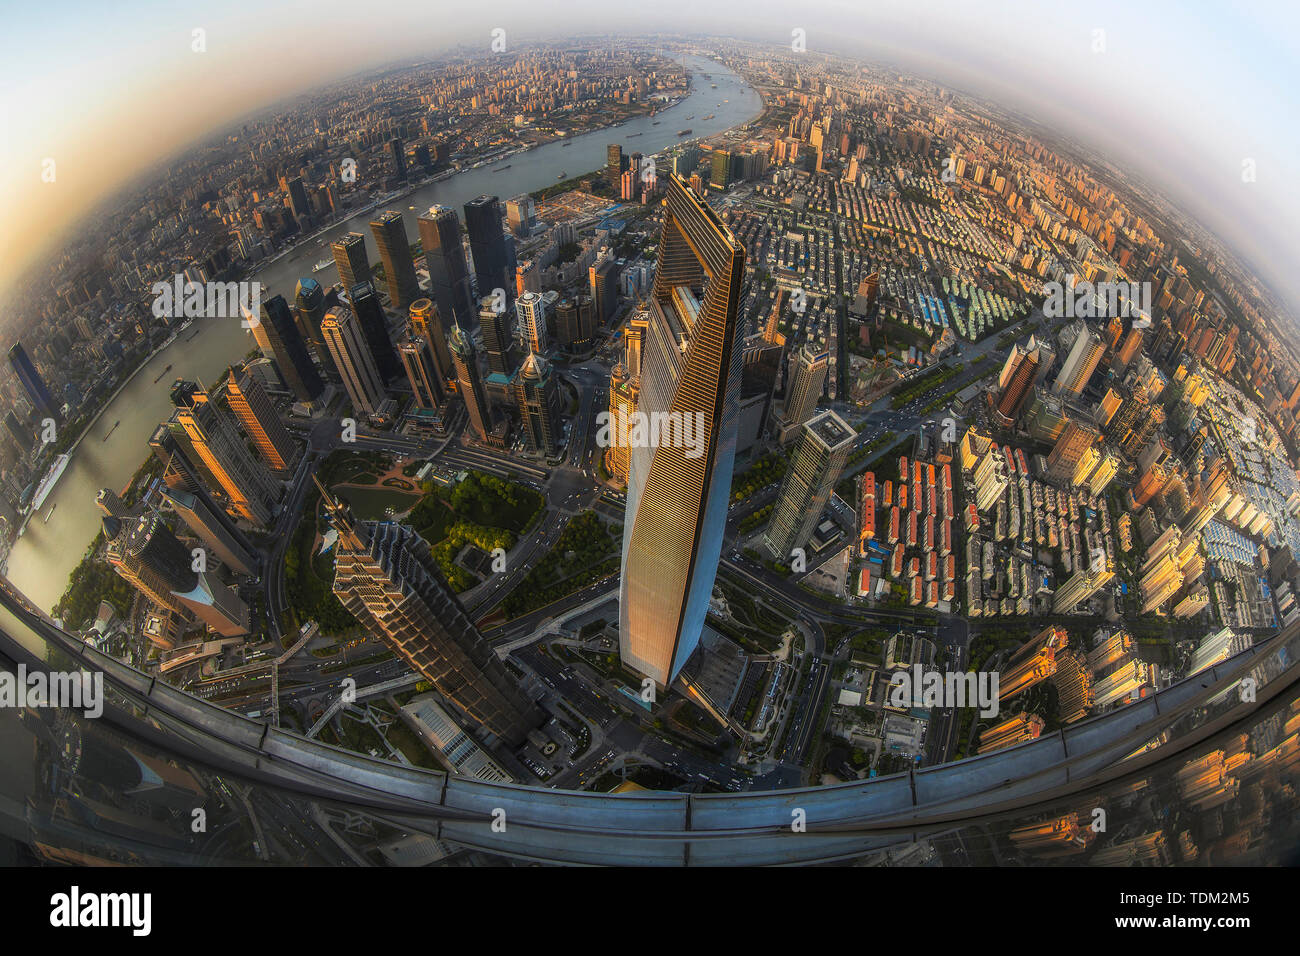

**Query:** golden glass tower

left=619, top=174, right=746, bottom=687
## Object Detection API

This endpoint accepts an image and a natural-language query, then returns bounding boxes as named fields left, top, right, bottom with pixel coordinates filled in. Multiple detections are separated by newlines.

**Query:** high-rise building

left=293, top=277, right=329, bottom=363
left=408, top=298, right=453, bottom=383
left=620, top=174, right=746, bottom=687
left=780, top=345, right=829, bottom=434
left=995, top=347, right=1039, bottom=426
left=169, top=381, right=280, bottom=527
left=104, top=513, right=251, bottom=639
left=4, top=411, right=31, bottom=452
left=321, top=482, right=542, bottom=747
left=321, top=308, right=386, bottom=417
left=281, top=175, right=312, bottom=227
left=606, top=362, right=638, bottom=484
left=331, top=232, right=371, bottom=290
left=348, top=281, right=401, bottom=383
left=370, top=210, right=420, bottom=312
left=161, top=486, right=259, bottom=577
left=257, top=294, right=324, bottom=403
left=222, top=365, right=297, bottom=474
left=1046, top=419, right=1100, bottom=485
left=589, top=257, right=621, bottom=325
left=515, top=290, right=549, bottom=354
left=479, top=296, right=516, bottom=376
left=973, top=446, right=1009, bottom=511
left=94, top=488, right=130, bottom=519
left=505, top=194, right=534, bottom=239
left=1053, top=560, right=1115, bottom=612
left=1054, top=327, right=1104, bottom=396
left=398, top=337, right=445, bottom=410
left=464, top=195, right=510, bottom=305
left=762, top=410, right=856, bottom=559
left=8, top=342, right=59, bottom=422
left=419, top=205, right=475, bottom=332
left=450, top=324, right=491, bottom=442
left=514, top=352, right=561, bottom=457
left=388, top=137, right=407, bottom=181
left=606, top=143, right=624, bottom=184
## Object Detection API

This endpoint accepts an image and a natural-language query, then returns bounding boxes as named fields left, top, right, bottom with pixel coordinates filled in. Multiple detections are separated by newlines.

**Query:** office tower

left=399, top=337, right=445, bottom=410
left=1121, top=403, right=1164, bottom=460
left=479, top=296, right=516, bottom=376
left=8, top=342, right=59, bottom=422
left=977, top=713, right=1046, bottom=754
left=999, top=626, right=1069, bottom=699
left=995, top=347, right=1039, bottom=426
left=281, top=175, right=311, bottom=227
left=104, top=514, right=251, bottom=639
left=1087, top=452, right=1119, bottom=495
left=589, top=257, right=621, bottom=324
left=711, top=149, right=731, bottom=189
left=388, top=137, right=407, bottom=180
left=1115, top=327, right=1144, bottom=373
left=515, top=290, right=549, bottom=354
left=554, top=297, right=580, bottom=350
left=419, top=205, right=475, bottom=332
left=293, top=277, right=334, bottom=375
left=762, top=410, right=856, bottom=559
left=973, top=446, right=1009, bottom=511
left=514, top=352, right=561, bottom=457
left=606, top=362, right=638, bottom=484
left=1046, top=420, right=1100, bottom=485
left=505, top=194, right=534, bottom=238
left=348, top=280, right=402, bottom=383
left=1054, top=326, right=1104, bottom=396
left=321, top=308, right=386, bottom=417
left=464, top=195, right=510, bottom=303
left=94, top=488, right=130, bottom=519
left=4, top=411, right=30, bottom=451
left=606, top=143, right=624, bottom=184
left=170, top=381, right=280, bottom=527
left=1053, top=559, right=1115, bottom=612
left=331, top=232, right=371, bottom=291
left=450, top=324, right=491, bottom=442
left=161, top=486, right=258, bottom=576
left=408, top=297, right=453, bottom=383
left=781, top=345, right=829, bottom=432
left=257, top=294, right=325, bottom=403
left=620, top=174, right=746, bottom=687
left=321, top=482, right=542, bottom=746
left=222, top=365, right=296, bottom=473
left=370, top=210, right=420, bottom=312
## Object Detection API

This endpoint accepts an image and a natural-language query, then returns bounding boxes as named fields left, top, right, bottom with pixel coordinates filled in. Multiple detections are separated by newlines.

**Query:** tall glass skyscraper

left=8, top=342, right=59, bottom=421
left=418, top=205, right=475, bottom=333
left=258, top=294, right=324, bottom=403
left=464, top=195, right=510, bottom=307
left=331, top=232, right=371, bottom=290
left=619, top=174, right=746, bottom=687
left=370, top=210, right=420, bottom=312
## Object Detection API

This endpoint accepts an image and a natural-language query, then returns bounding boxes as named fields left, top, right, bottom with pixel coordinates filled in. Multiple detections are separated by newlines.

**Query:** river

left=4, top=54, right=762, bottom=616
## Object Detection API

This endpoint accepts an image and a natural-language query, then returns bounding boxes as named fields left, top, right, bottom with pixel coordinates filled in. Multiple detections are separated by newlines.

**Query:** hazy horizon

left=3, top=1, right=1297, bottom=323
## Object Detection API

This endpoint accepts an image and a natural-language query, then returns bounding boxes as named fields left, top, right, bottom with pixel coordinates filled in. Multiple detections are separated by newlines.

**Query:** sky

left=2, top=0, right=1297, bottom=314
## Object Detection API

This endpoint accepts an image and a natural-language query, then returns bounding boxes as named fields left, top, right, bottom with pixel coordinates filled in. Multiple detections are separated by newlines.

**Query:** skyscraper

left=464, top=195, right=511, bottom=305
left=762, top=410, right=856, bottom=560
left=398, top=337, right=445, bottom=410
left=257, top=294, right=324, bottom=403
left=514, top=352, right=561, bottom=457
left=995, top=347, right=1039, bottom=426
left=321, top=482, right=542, bottom=747
left=294, top=277, right=334, bottom=377
left=388, top=137, right=407, bottom=181
left=281, top=175, right=312, bottom=227
left=1054, top=326, right=1104, bottom=396
left=419, top=205, right=475, bottom=332
left=515, top=290, right=549, bottom=354
left=1053, top=560, right=1115, bottom=613
left=161, top=486, right=259, bottom=577
left=1046, top=419, right=1100, bottom=485
left=479, top=295, right=516, bottom=376
left=104, top=513, right=251, bottom=640
left=169, top=381, right=280, bottom=527
left=408, top=298, right=453, bottom=383
left=620, top=174, right=746, bottom=687
left=331, top=232, right=371, bottom=291
left=3, top=411, right=31, bottom=452
left=321, top=308, right=386, bottom=417
left=348, top=280, right=402, bottom=383
left=450, top=324, right=491, bottom=443
left=222, top=365, right=297, bottom=473
left=606, top=143, right=624, bottom=184
left=370, top=210, right=420, bottom=312
left=8, top=342, right=59, bottom=422
left=780, top=345, right=829, bottom=435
